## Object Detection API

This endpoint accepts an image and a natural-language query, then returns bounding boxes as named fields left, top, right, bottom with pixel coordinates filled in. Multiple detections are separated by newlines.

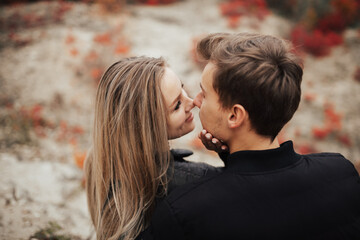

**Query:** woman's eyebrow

left=169, top=92, right=182, bottom=108
left=200, top=83, right=205, bottom=93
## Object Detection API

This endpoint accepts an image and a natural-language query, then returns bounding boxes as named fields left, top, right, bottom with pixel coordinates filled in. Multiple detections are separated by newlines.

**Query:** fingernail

left=206, top=134, right=211, bottom=139
left=212, top=139, right=217, bottom=144
left=221, top=146, right=226, bottom=150
left=202, top=130, right=206, bottom=134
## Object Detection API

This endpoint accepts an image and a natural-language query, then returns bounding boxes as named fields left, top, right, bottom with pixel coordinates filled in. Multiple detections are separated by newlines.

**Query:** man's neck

left=228, top=133, right=280, bottom=154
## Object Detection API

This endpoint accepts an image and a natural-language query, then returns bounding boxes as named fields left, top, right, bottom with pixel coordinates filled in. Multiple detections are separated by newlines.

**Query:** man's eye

left=174, top=100, right=181, bottom=110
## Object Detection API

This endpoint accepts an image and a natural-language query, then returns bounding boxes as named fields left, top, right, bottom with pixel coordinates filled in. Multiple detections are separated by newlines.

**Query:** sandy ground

left=0, top=1, right=359, bottom=239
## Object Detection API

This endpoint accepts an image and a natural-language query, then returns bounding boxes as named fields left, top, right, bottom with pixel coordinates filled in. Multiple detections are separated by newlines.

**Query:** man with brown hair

left=144, top=33, right=360, bottom=240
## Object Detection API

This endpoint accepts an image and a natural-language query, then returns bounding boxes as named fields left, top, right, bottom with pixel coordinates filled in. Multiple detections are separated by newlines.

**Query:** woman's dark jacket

left=167, top=149, right=223, bottom=193
left=135, top=149, right=223, bottom=240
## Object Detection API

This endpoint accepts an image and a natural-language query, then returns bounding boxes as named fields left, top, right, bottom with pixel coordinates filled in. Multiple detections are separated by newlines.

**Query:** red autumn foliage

left=72, top=126, right=84, bottom=135
left=30, top=105, right=48, bottom=138
left=34, top=128, right=47, bottom=138
left=135, top=0, right=179, bottom=5
left=94, top=0, right=123, bottom=13
left=312, top=104, right=342, bottom=139
left=3, top=1, right=74, bottom=48
left=312, top=127, right=331, bottom=139
left=22, top=13, right=44, bottom=28
left=8, top=32, right=33, bottom=47
left=74, top=150, right=87, bottom=169
left=303, top=93, right=317, bottom=102
left=219, top=0, right=269, bottom=28
left=69, top=137, right=78, bottom=146
left=227, top=16, right=241, bottom=28
left=69, top=48, right=79, bottom=56
left=337, top=134, right=352, bottom=147
left=14, top=104, right=56, bottom=138
left=84, top=50, right=99, bottom=62
left=65, top=34, right=76, bottom=45
left=5, top=101, right=14, bottom=110
left=324, top=104, right=342, bottom=131
left=289, top=0, right=360, bottom=57
left=296, top=144, right=317, bottom=155
left=220, top=0, right=269, bottom=18
left=56, top=120, right=85, bottom=143
left=53, top=0, right=73, bottom=23
left=56, top=120, right=68, bottom=141
left=316, top=12, right=347, bottom=33
left=93, top=32, right=112, bottom=45
left=291, top=25, right=343, bottom=57
left=29, top=104, right=42, bottom=125
left=354, top=67, right=360, bottom=83
left=311, top=103, right=351, bottom=148
left=4, top=1, right=73, bottom=31
left=69, top=128, right=87, bottom=170
left=114, top=40, right=130, bottom=55
left=91, top=68, right=104, bottom=82
left=331, top=0, right=360, bottom=24
left=19, top=104, right=48, bottom=129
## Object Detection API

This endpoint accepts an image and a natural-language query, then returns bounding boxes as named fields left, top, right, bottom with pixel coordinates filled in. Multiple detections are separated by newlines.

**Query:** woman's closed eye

left=174, top=100, right=181, bottom=111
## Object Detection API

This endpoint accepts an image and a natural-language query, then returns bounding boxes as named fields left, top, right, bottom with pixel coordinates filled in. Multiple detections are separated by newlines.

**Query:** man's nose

left=185, top=96, right=195, bottom=112
left=193, top=93, right=202, bottom=108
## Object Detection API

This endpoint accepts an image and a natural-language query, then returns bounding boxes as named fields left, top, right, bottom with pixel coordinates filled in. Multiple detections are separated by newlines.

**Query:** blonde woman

left=85, top=56, right=222, bottom=240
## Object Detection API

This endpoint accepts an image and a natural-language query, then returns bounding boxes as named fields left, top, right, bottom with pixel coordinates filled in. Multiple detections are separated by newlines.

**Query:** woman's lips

left=186, top=112, right=194, bottom=122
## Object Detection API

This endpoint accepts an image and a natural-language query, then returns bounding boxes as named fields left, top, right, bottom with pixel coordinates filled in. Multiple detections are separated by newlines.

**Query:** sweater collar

left=225, top=141, right=301, bottom=172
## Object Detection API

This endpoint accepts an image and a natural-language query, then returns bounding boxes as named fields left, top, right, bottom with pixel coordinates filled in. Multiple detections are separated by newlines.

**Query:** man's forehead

left=204, top=61, right=216, bottom=73
left=201, top=62, right=216, bottom=87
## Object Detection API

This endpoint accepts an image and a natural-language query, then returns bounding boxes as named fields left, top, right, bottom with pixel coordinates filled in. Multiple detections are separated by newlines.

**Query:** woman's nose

left=193, top=93, right=202, bottom=108
left=185, top=95, right=195, bottom=112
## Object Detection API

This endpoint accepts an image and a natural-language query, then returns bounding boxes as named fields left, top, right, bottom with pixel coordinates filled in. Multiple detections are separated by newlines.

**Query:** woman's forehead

left=161, top=68, right=182, bottom=106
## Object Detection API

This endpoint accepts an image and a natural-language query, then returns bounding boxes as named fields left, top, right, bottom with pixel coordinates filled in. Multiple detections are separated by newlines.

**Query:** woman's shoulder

left=170, top=148, right=194, bottom=161
left=170, top=148, right=222, bottom=173
left=167, top=148, right=223, bottom=193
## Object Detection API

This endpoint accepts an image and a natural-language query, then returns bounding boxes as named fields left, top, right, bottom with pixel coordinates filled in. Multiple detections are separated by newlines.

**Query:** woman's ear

left=227, top=104, right=247, bottom=129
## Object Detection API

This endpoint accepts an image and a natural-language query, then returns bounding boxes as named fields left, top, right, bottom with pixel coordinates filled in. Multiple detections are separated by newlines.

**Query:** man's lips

left=186, top=112, right=194, bottom=122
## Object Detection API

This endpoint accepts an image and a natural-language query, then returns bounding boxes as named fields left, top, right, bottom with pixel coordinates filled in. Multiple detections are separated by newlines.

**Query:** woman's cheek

left=180, top=111, right=188, bottom=125
left=170, top=112, right=182, bottom=129
left=174, top=112, right=185, bottom=128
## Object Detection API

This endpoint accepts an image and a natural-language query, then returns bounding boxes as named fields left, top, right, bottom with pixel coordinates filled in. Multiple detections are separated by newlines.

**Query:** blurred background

left=0, top=0, right=359, bottom=239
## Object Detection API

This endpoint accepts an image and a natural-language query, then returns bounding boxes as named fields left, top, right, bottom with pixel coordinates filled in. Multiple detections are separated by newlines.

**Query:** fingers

left=198, top=129, right=229, bottom=153
left=211, top=137, right=222, bottom=149
left=221, top=145, right=228, bottom=151
left=199, top=130, right=213, bottom=150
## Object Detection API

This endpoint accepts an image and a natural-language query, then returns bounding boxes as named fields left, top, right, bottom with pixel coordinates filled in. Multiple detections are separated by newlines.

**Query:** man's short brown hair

left=197, top=33, right=303, bottom=140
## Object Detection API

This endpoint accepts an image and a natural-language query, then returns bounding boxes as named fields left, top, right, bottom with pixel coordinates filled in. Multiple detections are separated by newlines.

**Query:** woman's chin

left=168, top=123, right=196, bottom=140
left=185, top=122, right=196, bottom=135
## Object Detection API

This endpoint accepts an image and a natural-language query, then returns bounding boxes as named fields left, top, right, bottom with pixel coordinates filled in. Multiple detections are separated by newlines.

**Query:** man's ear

left=227, top=104, right=247, bottom=129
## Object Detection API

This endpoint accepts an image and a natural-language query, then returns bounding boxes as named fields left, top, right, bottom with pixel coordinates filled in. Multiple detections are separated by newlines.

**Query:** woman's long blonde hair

left=85, top=57, right=170, bottom=240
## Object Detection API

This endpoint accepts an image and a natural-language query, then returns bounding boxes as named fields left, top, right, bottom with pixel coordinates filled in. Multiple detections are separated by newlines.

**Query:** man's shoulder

left=166, top=151, right=357, bottom=203
left=304, top=152, right=345, bottom=159
left=303, top=152, right=354, bottom=168
left=301, top=151, right=359, bottom=179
